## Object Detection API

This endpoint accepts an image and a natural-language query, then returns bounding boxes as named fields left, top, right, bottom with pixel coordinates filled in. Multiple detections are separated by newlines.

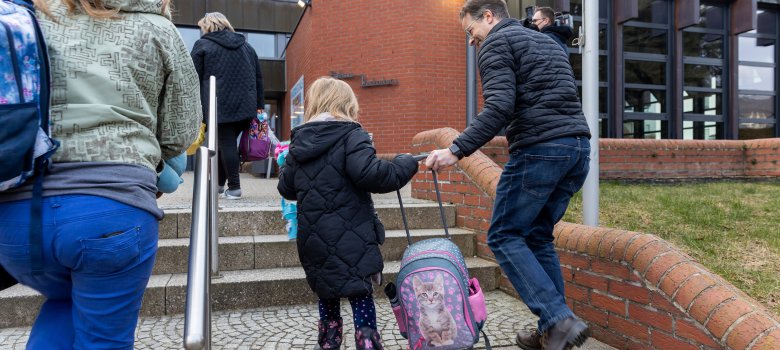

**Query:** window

left=622, top=0, right=671, bottom=138
left=245, top=33, right=276, bottom=58
left=737, top=8, right=777, bottom=139
left=176, top=26, right=284, bottom=59
left=569, top=0, right=609, bottom=136
left=681, top=2, right=727, bottom=140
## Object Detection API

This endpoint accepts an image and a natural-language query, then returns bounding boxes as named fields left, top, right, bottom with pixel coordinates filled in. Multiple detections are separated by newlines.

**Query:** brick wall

left=476, top=137, right=780, bottom=180
left=411, top=128, right=780, bottom=350
left=284, top=0, right=469, bottom=154
left=744, top=139, right=780, bottom=177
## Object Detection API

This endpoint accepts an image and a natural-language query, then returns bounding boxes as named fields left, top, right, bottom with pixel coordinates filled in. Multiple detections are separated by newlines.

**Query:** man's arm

left=426, top=34, right=517, bottom=170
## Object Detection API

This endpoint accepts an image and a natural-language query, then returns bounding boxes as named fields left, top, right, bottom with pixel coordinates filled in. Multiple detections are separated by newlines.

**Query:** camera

left=521, top=6, right=574, bottom=30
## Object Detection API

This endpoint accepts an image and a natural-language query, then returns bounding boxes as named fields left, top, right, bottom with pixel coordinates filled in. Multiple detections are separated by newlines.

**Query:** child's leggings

left=318, top=293, right=377, bottom=329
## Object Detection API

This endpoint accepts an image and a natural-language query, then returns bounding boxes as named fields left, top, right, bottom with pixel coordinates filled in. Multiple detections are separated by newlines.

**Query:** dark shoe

left=516, top=328, right=543, bottom=350
left=314, top=318, right=343, bottom=350
left=543, top=317, right=590, bottom=350
left=355, top=326, right=383, bottom=350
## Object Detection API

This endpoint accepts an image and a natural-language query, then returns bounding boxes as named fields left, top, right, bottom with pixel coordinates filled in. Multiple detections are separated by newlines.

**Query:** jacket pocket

left=80, top=226, right=141, bottom=275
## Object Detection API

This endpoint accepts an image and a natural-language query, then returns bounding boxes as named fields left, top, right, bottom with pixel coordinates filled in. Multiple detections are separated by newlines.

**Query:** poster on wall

left=291, top=76, right=304, bottom=129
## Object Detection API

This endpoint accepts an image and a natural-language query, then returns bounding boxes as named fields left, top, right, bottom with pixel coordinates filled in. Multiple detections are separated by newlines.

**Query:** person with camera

left=532, top=7, right=573, bottom=55
left=425, top=1, right=591, bottom=350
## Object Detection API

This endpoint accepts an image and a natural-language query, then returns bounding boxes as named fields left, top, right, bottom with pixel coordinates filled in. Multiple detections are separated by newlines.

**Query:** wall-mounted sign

left=330, top=71, right=398, bottom=88
left=361, top=75, right=398, bottom=88
left=291, top=76, right=305, bottom=128
left=330, top=71, right=355, bottom=79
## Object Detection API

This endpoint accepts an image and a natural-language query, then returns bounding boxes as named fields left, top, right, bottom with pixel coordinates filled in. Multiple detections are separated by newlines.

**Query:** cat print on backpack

left=399, top=266, right=478, bottom=350
left=413, top=274, right=457, bottom=347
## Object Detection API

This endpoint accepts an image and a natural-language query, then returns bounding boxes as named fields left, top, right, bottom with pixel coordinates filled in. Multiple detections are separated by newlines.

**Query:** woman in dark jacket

left=278, top=77, right=418, bottom=350
left=191, top=12, right=264, bottom=199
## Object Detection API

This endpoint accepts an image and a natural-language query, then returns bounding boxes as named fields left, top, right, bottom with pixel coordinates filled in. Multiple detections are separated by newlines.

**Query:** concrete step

left=154, top=228, right=475, bottom=274
left=0, top=258, right=500, bottom=328
left=158, top=203, right=456, bottom=239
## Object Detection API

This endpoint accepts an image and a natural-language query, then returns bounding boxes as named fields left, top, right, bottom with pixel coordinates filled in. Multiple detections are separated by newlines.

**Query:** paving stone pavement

left=0, top=291, right=613, bottom=349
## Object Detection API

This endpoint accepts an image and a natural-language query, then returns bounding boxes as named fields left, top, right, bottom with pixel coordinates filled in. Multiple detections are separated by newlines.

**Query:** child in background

left=275, top=141, right=296, bottom=240
left=277, top=77, right=418, bottom=350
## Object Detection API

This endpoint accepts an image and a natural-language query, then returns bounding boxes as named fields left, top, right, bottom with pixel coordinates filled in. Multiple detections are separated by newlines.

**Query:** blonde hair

left=304, top=77, right=360, bottom=122
left=32, top=0, right=173, bottom=19
left=198, top=12, right=235, bottom=34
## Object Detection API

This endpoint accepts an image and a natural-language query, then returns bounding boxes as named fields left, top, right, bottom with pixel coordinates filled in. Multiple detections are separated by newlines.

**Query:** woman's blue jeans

left=0, top=195, right=158, bottom=349
left=487, top=136, right=590, bottom=332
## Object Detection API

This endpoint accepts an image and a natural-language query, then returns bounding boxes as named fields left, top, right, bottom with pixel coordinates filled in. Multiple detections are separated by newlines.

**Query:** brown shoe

left=543, top=317, right=590, bottom=350
left=515, top=328, right=543, bottom=350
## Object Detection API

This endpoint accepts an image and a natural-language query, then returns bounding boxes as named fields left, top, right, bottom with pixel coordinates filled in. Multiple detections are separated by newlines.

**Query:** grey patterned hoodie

left=37, top=0, right=201, bottom=171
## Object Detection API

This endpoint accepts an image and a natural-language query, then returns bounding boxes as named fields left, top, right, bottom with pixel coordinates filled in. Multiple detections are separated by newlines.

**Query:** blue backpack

left=0, top=0, right=58, bottom=275
left=0, top=0, right=57, bottom=191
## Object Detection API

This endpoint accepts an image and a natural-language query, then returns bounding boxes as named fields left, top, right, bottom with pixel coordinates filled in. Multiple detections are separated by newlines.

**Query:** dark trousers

left=217, top=119, right=251, bottom=190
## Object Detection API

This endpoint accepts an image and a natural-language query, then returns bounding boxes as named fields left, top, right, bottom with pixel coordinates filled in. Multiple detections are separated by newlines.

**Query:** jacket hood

left=203, top=30, right=247, bottom=50
left=290, top=121, right=361, bottom=163
left=105, top=0, right=171, bottom=18
left=541, top=25, right=574, bottom=41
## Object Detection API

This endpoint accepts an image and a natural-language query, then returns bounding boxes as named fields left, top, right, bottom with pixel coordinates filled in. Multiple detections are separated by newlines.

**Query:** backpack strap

left=481, top=329, right=492, bottom=349
left=25, top=3, right=54, bottom=275
left=29, top=159, right=45, bottom=274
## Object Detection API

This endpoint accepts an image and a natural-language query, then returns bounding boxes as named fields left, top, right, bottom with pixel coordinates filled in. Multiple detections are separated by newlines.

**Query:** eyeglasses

left=464, top=19, right=478, bottom=38
left=531, top=18, right=543, bottom=24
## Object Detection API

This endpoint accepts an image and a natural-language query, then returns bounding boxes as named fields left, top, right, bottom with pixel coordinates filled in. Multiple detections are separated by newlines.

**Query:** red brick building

left=283, top=0, right=470, bottom=154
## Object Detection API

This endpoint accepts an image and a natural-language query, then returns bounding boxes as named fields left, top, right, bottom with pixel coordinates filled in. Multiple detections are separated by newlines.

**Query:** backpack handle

left=397, top=153, right=450, bottom=246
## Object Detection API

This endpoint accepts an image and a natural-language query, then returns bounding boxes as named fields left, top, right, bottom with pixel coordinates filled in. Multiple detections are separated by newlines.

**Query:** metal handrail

left=184, top=146, right=211, bottom=350
left=184, top=76, right=219, bottom=349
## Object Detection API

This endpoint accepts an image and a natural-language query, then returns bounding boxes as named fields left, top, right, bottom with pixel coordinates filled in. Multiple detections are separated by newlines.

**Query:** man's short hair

left=460, top=0, right=509, bottom=21
left=535, top=7, right=555, bottom=22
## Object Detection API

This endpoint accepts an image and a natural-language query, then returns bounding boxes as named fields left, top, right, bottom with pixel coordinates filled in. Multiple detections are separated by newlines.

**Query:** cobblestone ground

left=0, top=291, right=613, bottom=349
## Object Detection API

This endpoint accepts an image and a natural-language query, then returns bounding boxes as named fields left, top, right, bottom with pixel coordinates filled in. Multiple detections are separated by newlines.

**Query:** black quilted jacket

left=191, top=30, right=264, bottom=124
left=453, top=18, right=590, bottom=156
left=277, top=121, right=418, bottom=299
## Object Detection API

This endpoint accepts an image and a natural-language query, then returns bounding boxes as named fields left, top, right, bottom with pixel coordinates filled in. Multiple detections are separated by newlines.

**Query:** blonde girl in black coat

left=278, top=77, right=418, bottom=350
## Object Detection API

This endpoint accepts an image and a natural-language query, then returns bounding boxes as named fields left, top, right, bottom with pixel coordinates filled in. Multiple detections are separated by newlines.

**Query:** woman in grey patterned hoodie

left=0, top=0, right=201, bottom=348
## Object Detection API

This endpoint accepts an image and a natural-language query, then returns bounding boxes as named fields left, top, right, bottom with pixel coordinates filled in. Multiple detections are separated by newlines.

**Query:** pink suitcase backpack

left=384, top=166, right=491, bottom=350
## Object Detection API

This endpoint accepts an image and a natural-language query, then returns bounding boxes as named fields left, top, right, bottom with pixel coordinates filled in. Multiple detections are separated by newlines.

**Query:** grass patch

left=563, top=181, right=780, bottom=316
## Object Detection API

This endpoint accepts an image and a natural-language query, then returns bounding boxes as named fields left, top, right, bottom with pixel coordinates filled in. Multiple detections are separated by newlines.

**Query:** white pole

left=581, top=0, right=600, bottom=226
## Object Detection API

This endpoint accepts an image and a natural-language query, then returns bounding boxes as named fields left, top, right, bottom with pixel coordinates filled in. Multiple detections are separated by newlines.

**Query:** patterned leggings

left=318, top=294, right=377, bottom=329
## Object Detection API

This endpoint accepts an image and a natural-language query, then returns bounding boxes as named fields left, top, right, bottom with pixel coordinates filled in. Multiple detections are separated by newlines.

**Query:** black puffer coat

left=541, top=25, right=574, bottom=54
left=277, top=121, right=418, bottom=299
left=191, top=30, right=264, bottom=124
left=453, top=18, right=590, bottom=156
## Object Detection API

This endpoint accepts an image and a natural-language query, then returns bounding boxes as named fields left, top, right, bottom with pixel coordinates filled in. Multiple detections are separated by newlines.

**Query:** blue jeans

left=0, top=195, right=158, bottom=349
left=487, top=136, right=590, bottom=332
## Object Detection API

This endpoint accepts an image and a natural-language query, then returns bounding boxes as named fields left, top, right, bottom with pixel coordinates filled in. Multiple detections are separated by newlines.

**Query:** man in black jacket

left=425, top=1, right=591, bottom=350
left=532, top=7, right=574, bottom=55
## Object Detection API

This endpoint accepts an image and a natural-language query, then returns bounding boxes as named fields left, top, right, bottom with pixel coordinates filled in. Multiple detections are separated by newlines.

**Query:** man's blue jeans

left=0, top=195, right=158, bottom=349
left=487, top=136, right=590, bottom=332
